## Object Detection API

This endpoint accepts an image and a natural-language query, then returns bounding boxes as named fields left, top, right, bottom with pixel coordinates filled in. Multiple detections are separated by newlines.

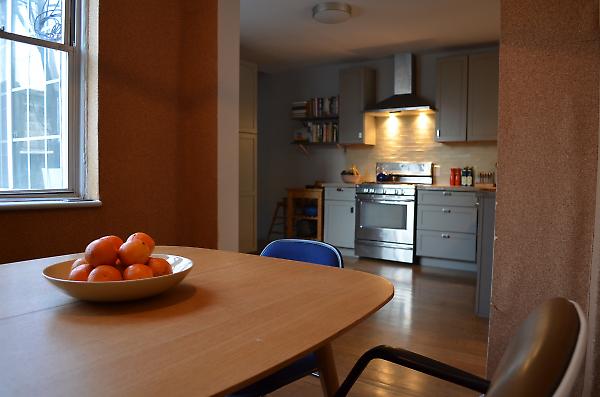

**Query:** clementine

left=147, top=257, right=173, bottom=276
left=118, top=240, right=150, bottom=266
left=88, top=265, right=123, bottom=282
left=85, top=238, right=118, bottom=267
left=123, top=264, right=153, bottom=280
left=69, top=264, right=93, bottom=281
left=127, top=232, right=155, bottom=253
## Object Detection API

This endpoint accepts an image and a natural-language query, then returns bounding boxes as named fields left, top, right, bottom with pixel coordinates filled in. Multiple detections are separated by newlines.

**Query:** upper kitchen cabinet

left=467, top=52, right=499, bottom=141
left=339, top=67, right=376, bottom=145
left=435, top=50, right=499, bottom=142
left=435, top=56, right=468, bottom=142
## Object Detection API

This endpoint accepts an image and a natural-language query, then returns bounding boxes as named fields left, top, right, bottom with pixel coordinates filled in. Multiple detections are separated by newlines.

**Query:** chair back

left=260, top=239, right=343, bottom=268
left=487, top=297, right=587, bottom=397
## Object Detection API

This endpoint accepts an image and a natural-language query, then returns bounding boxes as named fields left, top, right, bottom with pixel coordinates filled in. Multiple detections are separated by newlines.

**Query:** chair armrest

left=334, top=345, right=490, bottom=397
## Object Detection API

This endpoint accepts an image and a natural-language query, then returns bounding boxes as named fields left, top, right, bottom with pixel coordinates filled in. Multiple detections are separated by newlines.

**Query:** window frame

left=0, top=0, right=87, bottom=202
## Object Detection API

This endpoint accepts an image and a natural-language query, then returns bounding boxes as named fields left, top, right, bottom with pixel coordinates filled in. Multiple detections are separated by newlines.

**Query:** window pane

left=28, top=88, right=44, bottom=136
left=0, top=0, right=65, bottom=43
left=46, top=81, right=59, bottom=133
left=11, top=90, right=26, bottom=137
left=29, top=138, right=44, bottom=188
left=0, top=94, right=6, bottom=188
left=0, top=38, right=68, bottom=191
left=12, top=140, right=27, bottom=189
left=46, top=137, right=61, bottom=188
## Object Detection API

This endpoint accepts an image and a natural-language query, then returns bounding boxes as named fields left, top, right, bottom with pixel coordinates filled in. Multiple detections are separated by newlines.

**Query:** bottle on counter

left=461, top=167, right=467, bottom=186
left=466, top=166, right=473, bottom=187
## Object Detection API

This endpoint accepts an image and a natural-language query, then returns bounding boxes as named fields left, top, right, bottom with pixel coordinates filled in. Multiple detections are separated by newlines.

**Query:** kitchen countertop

left=417, top=184, right=496, bottom=192
left=321, top=182, right=358, bottom=188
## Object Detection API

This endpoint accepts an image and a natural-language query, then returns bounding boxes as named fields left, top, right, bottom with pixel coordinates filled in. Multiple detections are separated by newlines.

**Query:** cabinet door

left=239, top=132, right=257, bottom=252
left=239, top=61, right=257, bottom=132
left=339, top=67, right=375, bottom=145
left=417, top=205, right=477, bottom=234
left=324, top=200, right=355, bottom=248
left=416, top=230, right=476, bottom=262
left=435, top=56, right=468, bottom=142
left=467, top=52, right=499, bottom=141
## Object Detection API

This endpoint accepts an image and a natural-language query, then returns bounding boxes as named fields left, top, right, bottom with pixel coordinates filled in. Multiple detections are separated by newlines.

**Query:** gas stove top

left=357, top=162, right=433, bottom=196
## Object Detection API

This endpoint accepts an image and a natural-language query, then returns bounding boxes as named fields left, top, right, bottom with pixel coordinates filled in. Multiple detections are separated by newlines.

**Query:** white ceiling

left=240, top=0, right=500, bottom=72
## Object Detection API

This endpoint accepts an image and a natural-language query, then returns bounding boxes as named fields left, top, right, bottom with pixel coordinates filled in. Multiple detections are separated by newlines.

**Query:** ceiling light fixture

left=312, top=2, right=352, bottom=24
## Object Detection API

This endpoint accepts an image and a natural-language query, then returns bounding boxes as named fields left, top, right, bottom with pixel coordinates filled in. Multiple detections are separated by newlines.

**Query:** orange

left=147, top=257, right=173, bottom=276
left=99, top=235, right=124, bottom=251
left=127, top=232, right=155, bottom=253
left=71, top=257, right=88, bottom=270
left=118, top=240, right=150, bottom=266
left=88, top=265, right=122, bottom=282
left=69, top=264, right=93, bottom=281
left=123, top=264, right=153, bottom=280
left=85, top=238, right=118, bottom=267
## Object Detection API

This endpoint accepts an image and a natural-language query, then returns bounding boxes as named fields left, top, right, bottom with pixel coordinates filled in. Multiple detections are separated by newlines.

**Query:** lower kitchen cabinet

left=416, top=230, right=476, bottom=262
left=416, top=189, right=478, bottom=270
left=324, top=185, right=356, bottom=249
left=416, top=187, right=496, bottom=318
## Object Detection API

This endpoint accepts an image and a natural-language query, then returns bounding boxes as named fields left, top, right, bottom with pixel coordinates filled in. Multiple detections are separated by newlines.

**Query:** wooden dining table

left=0, top=246, right=394, bottom=397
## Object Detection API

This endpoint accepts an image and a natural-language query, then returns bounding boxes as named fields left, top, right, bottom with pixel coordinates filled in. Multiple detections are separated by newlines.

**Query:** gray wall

left=257, top=46, right=497, bottom=243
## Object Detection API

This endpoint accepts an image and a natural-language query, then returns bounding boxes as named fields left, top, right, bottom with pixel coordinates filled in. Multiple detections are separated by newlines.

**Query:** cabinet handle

left=337, top=187, right=343, bottom=192
left=350, top=207, right=354, bottom=214
left=443, top=191, right=452, bottom=196
left=441, top=234, right=451, bottom=239
left=442, top=208, right=451, bottom=213
left=436, top=129, right=440, bottom=138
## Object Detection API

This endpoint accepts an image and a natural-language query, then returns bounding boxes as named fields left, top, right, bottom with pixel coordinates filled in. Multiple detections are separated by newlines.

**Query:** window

left=0, top=0, right=85, bottom=201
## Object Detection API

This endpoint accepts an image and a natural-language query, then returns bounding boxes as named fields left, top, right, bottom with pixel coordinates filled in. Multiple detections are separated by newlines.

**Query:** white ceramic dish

left=43, top=254, right=194, bottom=302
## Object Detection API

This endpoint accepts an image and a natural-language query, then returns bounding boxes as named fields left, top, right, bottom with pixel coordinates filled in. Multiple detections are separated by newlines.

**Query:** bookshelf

left=291, top=97, right=339, bottom=145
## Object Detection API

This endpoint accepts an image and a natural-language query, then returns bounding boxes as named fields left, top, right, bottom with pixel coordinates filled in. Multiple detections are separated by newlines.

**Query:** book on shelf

left=290, top=96, right=339, bottom=119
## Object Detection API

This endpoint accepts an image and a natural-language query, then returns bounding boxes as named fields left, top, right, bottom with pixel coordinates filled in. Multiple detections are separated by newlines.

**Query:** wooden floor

left=271, top=257, right=489, bottom=397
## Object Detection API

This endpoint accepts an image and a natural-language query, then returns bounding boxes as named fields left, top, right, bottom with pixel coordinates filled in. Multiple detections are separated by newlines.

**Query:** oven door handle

left=358, top=199, right=414, bottom=205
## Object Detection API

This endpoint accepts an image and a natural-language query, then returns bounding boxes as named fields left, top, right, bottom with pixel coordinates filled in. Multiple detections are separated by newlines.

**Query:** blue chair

left=229, top=239, right=344, bottom=397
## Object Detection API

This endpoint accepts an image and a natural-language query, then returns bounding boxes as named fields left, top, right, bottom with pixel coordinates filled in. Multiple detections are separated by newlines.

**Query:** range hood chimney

left=367, top=53, right=434, bottom=116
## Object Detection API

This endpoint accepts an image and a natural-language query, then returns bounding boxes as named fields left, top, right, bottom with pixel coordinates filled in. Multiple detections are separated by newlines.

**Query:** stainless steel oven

left=355, top=188, right=416, bottom=263
left=354, top=162, right=432, bottom=264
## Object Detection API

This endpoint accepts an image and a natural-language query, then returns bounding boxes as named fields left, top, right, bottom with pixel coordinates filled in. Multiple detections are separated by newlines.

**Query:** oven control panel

left=357, top=184, right=415, bottom=196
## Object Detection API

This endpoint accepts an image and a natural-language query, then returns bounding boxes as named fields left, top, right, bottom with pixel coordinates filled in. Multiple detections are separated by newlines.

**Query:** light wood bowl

left=43, top=254, right=193, bottom=302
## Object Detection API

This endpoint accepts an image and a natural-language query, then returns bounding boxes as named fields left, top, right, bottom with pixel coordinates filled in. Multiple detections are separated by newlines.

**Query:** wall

left=346, top=115, right=497, bottom=183
left=0, top=0, right=219, bottom=264
left=258, top=47, right=498, bottom=242
left=217, top=0, right=240, bottom=251
left=490, top=1, right=599, bottom=392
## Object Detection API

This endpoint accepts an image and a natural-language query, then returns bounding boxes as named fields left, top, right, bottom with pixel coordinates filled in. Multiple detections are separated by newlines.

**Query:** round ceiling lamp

left=312, top=2, right=352, bottom=24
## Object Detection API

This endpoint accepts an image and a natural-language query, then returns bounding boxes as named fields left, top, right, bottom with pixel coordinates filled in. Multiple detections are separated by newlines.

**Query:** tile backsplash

left=345, top=114, right=497, bottom=184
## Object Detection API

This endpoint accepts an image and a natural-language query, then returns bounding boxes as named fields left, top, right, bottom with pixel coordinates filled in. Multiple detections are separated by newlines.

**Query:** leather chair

left=334, top=297, right=587, bottom=397
left=229, top=239, right=344, bottom=397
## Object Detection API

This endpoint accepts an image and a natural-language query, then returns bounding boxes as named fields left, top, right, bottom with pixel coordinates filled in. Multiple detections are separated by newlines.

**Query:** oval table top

left=0, top=246, right=394, bottom=397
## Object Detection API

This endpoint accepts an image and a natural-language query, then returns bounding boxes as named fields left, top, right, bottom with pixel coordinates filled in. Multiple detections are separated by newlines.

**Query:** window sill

left=0, top=199, right=102, bottom=211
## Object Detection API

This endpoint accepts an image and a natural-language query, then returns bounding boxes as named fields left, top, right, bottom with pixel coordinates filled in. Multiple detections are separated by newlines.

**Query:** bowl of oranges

left=43, top=232, right=194, bottom=302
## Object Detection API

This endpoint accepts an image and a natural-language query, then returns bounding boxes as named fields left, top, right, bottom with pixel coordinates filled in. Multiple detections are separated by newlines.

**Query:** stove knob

left=396, top=189, right=402, bottom=195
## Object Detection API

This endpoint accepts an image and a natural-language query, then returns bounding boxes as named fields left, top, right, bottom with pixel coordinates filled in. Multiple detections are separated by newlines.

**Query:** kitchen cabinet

left=475, top=191, right=496, bottom=318
left=324, top=186, right=356, bottom=249
left=286, top=188, right=324, bottom=241
left=435, top=50, right=498, bottom=142
left=416, top=190, right=478, bottom=268
left=239, top=60, right=258, bottom=253
left=467, top=52, right=499, bottom=141
left=338, top=67, right=376, bottom=145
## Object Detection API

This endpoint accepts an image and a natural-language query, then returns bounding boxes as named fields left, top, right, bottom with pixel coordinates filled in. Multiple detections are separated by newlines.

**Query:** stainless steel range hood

left=366, top=53, right=434, bottom=116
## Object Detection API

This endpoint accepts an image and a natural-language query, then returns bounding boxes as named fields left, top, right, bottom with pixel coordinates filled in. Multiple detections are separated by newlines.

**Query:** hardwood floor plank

left=271, top=257, right=489, bottom=397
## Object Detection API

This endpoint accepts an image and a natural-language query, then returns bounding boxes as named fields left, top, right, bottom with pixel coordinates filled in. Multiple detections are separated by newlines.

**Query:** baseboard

left=418, top=257, right=477, bottom=272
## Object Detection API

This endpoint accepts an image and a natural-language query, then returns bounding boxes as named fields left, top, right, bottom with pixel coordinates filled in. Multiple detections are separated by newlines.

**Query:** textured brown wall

left=0, top=0, right=218, bottom=264
left=489, top=0, right=599, bottom=377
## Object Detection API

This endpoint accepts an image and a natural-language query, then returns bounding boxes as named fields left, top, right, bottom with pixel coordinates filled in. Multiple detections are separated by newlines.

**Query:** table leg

left=315, top=342, right=339, bottom=397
